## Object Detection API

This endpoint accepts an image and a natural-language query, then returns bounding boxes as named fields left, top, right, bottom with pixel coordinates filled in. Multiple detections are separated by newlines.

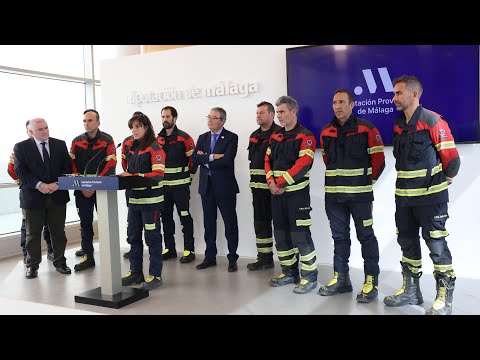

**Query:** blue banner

left=287, top=45, right=479, bottom=145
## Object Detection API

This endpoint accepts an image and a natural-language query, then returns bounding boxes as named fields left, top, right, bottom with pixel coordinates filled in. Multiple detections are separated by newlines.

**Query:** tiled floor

left=0, top=243, right=478, bottom=315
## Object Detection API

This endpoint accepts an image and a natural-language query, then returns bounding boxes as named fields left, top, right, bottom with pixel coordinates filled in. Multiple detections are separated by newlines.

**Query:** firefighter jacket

left=8, top=151, right=19, bottom=184
left=157, top=125, right=197, bottom=188
left=122, top=137, right=166, bottom=210
left=265, top=122, right=315, bottom=192
left=393, top=105, right=460, bottom=207
left=121, top=135, right=133, bottom=172
left=69, top=130, right=116, bottom=176
left=248, top=122, right=282, bottom=190
left=320, top=114, right=385, bottom=203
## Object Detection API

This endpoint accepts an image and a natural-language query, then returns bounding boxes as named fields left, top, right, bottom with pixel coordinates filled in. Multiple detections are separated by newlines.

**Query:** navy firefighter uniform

left=247, top=122, right=282, bottom=268
left=69, top=130, right=116, bottom=264
left=157, top=125, right=197, bottom=260
left=121, top=134, right=166, bottom=290
left=319, top=113, right=385, bottom=301
left=384, top=105, right=460, bottom=308
left=265, top=122, right=318, bottom=288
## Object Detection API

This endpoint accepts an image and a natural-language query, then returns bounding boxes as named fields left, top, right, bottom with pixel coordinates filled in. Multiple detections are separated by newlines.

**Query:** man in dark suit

left=14, top=118, right=73, bottom=279
left=192, top=107, right=240, bottom=272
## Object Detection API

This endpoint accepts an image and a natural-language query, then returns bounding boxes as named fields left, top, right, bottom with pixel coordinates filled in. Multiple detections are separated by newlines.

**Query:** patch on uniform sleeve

left=156, top=155, right=163, bottom=161
left=438, top=129, right=448, bottom=139
left=190, top=142, right=194, bottom=147
left=306, top=139, right=313, bottom=147
left=375, top=134, right=382, bottom=142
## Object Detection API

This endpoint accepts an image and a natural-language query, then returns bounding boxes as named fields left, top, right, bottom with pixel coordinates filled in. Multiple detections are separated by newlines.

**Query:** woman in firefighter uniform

left=119, top=113, right=166, bottom=291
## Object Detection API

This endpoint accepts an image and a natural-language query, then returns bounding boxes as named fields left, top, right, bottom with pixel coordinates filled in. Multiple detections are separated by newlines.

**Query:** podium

left=58, top=175, right=157, bottom=309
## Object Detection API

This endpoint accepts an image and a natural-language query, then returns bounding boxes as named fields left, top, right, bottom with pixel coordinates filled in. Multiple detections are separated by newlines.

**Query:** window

left=0, top=45, right=85, bottom=77
left=0, top=45, right=104, bottom=235
left=93, top=45, right=118, bottom=80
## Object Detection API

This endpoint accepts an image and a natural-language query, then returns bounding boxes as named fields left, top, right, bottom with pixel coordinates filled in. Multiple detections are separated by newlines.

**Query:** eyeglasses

left=206, top=115, right=222, bottom=121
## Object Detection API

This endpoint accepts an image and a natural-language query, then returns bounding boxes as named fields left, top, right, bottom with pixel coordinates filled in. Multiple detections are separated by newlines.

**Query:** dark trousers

left=251, top=188, right=273, bottom=261
left=127, top=207, right=163, bottom=277
left=271, top=188, right=317, bottom=282
left=24, top=197, right=67, bottom=269
left=75, top=192, right=97, bottom=255
left=325, top=200, right=380, bottom=275
left=395, top=202, right=452, bottom=265
left=201, top=177, right=239, bottom=263
left=124, top=190, right=129, bottom=242
left=21, top=213, right=52, bottom=257
left=162, top=186, right=194, bottom=253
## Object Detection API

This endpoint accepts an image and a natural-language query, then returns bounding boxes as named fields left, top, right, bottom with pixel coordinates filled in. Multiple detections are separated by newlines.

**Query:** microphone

left=83, top=144, right=108, bottom=177
left=95, top=143, right=122, bottom=176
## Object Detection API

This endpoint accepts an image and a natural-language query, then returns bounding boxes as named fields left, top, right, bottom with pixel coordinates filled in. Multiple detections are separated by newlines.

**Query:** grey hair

left=211, top=107, right=227, bottom=120
left=393, top=75, right=423, bottom=98
left=275, top=95, right=298, bottom=111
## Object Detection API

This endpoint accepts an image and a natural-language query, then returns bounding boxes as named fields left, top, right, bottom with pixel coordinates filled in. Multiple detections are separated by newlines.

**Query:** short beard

left=163, top=122, right=174, bottom=129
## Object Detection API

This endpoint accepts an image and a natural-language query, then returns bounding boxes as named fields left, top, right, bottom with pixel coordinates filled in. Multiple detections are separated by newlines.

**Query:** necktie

left=210, top=133, right=218, bottom=153
left=41, top=141, right=51, bottom=179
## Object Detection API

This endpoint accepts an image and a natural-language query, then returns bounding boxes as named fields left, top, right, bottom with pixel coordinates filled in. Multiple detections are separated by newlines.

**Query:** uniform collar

left=396, top=104, right=423, bottom=129
left=158, top=125, right=178, bottom=138
left=255, top=122, right=278, bottom=139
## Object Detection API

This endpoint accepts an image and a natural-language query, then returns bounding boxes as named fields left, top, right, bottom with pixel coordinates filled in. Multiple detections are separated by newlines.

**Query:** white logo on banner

left=127, top=81, right=259, bottom=105
left=353, top=67, right=395, bottom=116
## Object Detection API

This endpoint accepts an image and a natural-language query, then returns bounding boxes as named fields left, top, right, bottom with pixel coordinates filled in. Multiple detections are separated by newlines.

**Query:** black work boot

left=426, top=270, right=456, bottom=315
left=318, top=272, right=353, bottom=296
left=74, top=254, right=95, bottom=271
left=162, top=248, right=177, bottom=260
left=356, top=274, right=379, bottom=303
left=270, top=273, right=300, bottom=287
left=247, top=256, right=274, bottom=271
left=179, top=250, right=195, bottom=263
left=384, top=261, right=423, bottom=307
left=122, top=271, right=145, bottom=286
left=294, top=278, right=318, bottom=294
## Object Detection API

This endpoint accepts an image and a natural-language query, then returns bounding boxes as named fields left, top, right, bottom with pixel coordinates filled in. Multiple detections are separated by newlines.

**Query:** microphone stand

left=95, top=143, right=122, bottom=176
left=83, top=144, right=108, bottom=177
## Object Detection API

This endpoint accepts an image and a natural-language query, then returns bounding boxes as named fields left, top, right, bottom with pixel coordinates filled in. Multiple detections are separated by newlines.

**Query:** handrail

left=0, top=65, right=100, bottom=84
left=0, top=183, right=18, bottom=189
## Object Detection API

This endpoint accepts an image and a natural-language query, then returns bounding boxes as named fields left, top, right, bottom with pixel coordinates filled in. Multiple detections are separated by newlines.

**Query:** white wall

left=101, top=45, right=480, bottom=279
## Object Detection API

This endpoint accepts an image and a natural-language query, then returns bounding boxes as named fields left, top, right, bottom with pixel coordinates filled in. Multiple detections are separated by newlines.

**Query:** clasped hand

left=39, top=182, right=58, bottom=195
left=268, top=180, right=285, bottom=195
